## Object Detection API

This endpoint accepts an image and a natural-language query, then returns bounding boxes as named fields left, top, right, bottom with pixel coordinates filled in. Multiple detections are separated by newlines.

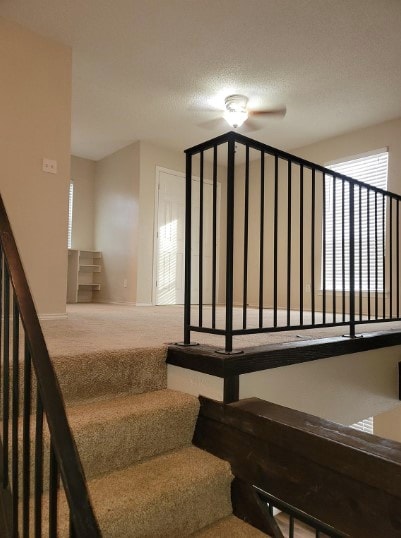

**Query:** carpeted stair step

left=15, top=389, right=200, bottom=491
left=67, top=388, right=200, bottom=479
left=52, top=347, right=167, bottom=404
left=37, top=445, right=234, bottom=537
left=192, top=515, right=267, bottom=536
left=85, top=445, right=234, bottom=536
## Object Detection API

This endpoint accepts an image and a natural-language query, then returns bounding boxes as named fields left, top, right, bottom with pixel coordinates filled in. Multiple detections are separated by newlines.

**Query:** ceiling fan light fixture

left=224, top=108, right=248, bottom=128
left=224, top=94, right=249, bottom=128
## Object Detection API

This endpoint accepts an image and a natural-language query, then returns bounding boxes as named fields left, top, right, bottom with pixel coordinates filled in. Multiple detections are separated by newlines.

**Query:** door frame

left=153, top=166, right=220, bottom=306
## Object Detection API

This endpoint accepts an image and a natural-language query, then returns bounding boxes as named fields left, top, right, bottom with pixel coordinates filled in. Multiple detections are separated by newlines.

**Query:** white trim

left=135, top=302, right=154, bottom=307
left=39, top=313, right=68, bottom=320
left=99, top=300, right=137, bottom=307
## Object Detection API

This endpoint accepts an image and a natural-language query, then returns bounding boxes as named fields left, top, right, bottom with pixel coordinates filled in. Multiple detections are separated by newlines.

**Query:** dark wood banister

left=0, top=196, right=100, bottom=536
left=194, top=395, right=401, bottom=537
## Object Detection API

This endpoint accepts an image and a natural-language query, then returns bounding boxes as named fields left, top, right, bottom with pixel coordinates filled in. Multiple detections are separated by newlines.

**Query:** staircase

left=43, top=347, right=266, bottom=536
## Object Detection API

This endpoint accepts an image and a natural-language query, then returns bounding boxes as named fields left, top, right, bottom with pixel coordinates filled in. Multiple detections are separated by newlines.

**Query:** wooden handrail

left=194, top=395, right=401, bottom=537
left=0, top=196, right=100, bottom=536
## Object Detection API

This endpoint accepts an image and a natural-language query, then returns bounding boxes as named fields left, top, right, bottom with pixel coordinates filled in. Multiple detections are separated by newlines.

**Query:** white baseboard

left=39, top=313, right=68, bottom=321
left=99, top=300, right=138, bottom=307
left=136, top=302, right=154, bottom=307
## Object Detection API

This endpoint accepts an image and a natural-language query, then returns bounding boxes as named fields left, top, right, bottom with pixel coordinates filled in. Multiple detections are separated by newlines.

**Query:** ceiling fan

left=197, top=94, right=286, bottom=131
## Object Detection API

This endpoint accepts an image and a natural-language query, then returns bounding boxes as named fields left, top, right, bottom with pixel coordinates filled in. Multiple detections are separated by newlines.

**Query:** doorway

left=154, top=168, right=220, bottom=305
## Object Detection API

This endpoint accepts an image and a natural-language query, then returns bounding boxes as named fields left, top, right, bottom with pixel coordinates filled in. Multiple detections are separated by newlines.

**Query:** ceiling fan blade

left=198, top=117, right=228, bottom=130
left=249, top=106, right=287, bottom=118
left=239, top=118, right=264, bottom=132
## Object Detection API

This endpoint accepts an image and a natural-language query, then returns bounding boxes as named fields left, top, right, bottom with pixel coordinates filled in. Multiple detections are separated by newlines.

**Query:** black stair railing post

left=225, top=134, right=236, bottom=352
left=184, top=152, right=192, bottom=345
left=349, top=181, right=356, bottom=337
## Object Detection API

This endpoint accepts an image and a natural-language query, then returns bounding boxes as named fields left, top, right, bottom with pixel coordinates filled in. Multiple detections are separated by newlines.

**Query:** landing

left=41, top=303, right=401, bottom=357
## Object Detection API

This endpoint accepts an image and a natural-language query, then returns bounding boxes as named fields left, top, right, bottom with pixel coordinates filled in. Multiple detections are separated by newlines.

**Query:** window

left=68, top=181, right=74, bottom=248
left=324, top=150, right=389, bottom=291
left=350, top=417, right=373, bottom=434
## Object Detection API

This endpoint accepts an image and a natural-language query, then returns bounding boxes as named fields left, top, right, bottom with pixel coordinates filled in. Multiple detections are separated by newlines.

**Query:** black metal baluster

left=375, top=191, right=378, bottom=319
left=289, top=515, right=294, bottom=538
left=287, top=160, right=292, bottom=326
left=34, top=392, right=43, bottom=538
left=3, top=266, right=10, bottom=489
left=322, top=174, right=326, bottom=324
left=212, top=146, right=217, bottom=329
left=183, top=153, right=192, bottom=344
left=0, top=249, right=2, bottom=403
left=311, top=169, right=316, bottom=325
left=349, top=183, right=355, bottom=338
left=359, top=187, right=362, bottom=320
left=259, top=152, right=265, bottom=329
left=198, top=151, right=204, bottom=327
left=225, top=136, right=235, bottom=352
left=299, top=165, right=304, bottom=326
left=342, top=180, right=345, bottom=322
left=367, top=191, right=371, bottom=320
left=382, top=195, right=386, bottom=318
left=390, top=197, right=393, bottom=318
left=22, top=337, right=31, bottom=538
left=332, top=176, right=336, bottom=323
left=69, top=513, right=77, bottom=538
left=12, top=296, right=19, bottom=536
left=397, top=200, right=400, bottom=318
left=49, top=441, right=59, bottom=537
left=273, top=155, right=279, bottom=327
left=242, top=145, right=249, bottom=330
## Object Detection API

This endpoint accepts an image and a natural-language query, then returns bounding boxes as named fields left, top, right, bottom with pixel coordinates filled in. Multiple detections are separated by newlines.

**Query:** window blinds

left=324, top=150, right=388, bottom=291
left=68, top=181, right=74, bottom=249
left=350, top=417, right=374, bottom=434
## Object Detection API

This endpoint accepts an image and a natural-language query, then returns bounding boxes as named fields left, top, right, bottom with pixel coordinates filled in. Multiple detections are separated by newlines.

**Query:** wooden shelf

left=79, top=264, right=101, bottom=273
left=78, top=283, right=100, bottom=291
left=67, top=249, right=102, bottom=303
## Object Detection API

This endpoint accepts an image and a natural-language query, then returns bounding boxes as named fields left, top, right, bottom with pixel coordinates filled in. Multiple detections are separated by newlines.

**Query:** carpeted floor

left=41, top=303, right=401, bottom=356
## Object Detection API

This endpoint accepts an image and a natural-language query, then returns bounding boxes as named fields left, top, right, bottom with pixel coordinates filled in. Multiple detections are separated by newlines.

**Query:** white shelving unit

left=67, top=249, right=102, bottom=303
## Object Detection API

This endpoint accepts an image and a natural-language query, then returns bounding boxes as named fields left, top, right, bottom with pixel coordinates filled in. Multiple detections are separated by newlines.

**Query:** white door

left=155, top=169, right=219, bottom=305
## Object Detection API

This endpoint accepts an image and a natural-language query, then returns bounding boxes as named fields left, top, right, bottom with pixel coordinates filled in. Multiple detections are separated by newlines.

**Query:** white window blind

left=350, top=417, right=373, bottom=434
left=324, top=150, right=389, bottom=291
left=68, top=181, right=74, bottom=249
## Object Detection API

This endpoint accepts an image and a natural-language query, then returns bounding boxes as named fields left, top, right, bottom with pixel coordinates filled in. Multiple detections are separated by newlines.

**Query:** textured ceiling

left=1, top=0, right=401, bottom=160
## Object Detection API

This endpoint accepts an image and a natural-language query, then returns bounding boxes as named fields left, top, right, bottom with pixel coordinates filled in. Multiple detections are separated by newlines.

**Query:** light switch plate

left=42, top=158, right=57, bottom=174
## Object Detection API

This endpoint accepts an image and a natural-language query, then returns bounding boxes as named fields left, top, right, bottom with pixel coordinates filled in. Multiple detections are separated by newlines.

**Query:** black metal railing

left=183, top=131, right=400, bottom=352
left=0, top=196, right=100, bottom=536
left=258, top=488, right=346, bottom=538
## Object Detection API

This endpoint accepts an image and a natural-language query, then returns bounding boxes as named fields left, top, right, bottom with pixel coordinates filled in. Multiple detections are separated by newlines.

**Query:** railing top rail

left=0, top=196, right=100, bottom=537
left=185, top=131, right=400, bottom=201
left=195, top=396, right=401, bottom=537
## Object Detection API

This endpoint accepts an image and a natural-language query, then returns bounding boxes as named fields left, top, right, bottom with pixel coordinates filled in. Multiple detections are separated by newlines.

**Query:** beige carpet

left=41, top=303, right=401, bottom=355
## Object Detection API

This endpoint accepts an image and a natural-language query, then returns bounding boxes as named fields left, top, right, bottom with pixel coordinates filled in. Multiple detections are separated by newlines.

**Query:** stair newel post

left=349, top=180, right=356, bottom=338
left=184, top=151, right=192, bottom=345
left=225, top=135, right=236, bottom=353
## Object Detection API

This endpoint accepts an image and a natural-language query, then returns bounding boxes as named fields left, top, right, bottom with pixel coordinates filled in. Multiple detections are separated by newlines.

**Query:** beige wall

left=294, top=117, right=401, bottom=194
left=169, top=345, right=401, bottom=426
left=0, top=17, right=72, bottom=316
left=374, top=404, right=401, bottom=442
left=94, top=142, right=140, bottom=304
left=70, top=156, right=96, bottom=250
